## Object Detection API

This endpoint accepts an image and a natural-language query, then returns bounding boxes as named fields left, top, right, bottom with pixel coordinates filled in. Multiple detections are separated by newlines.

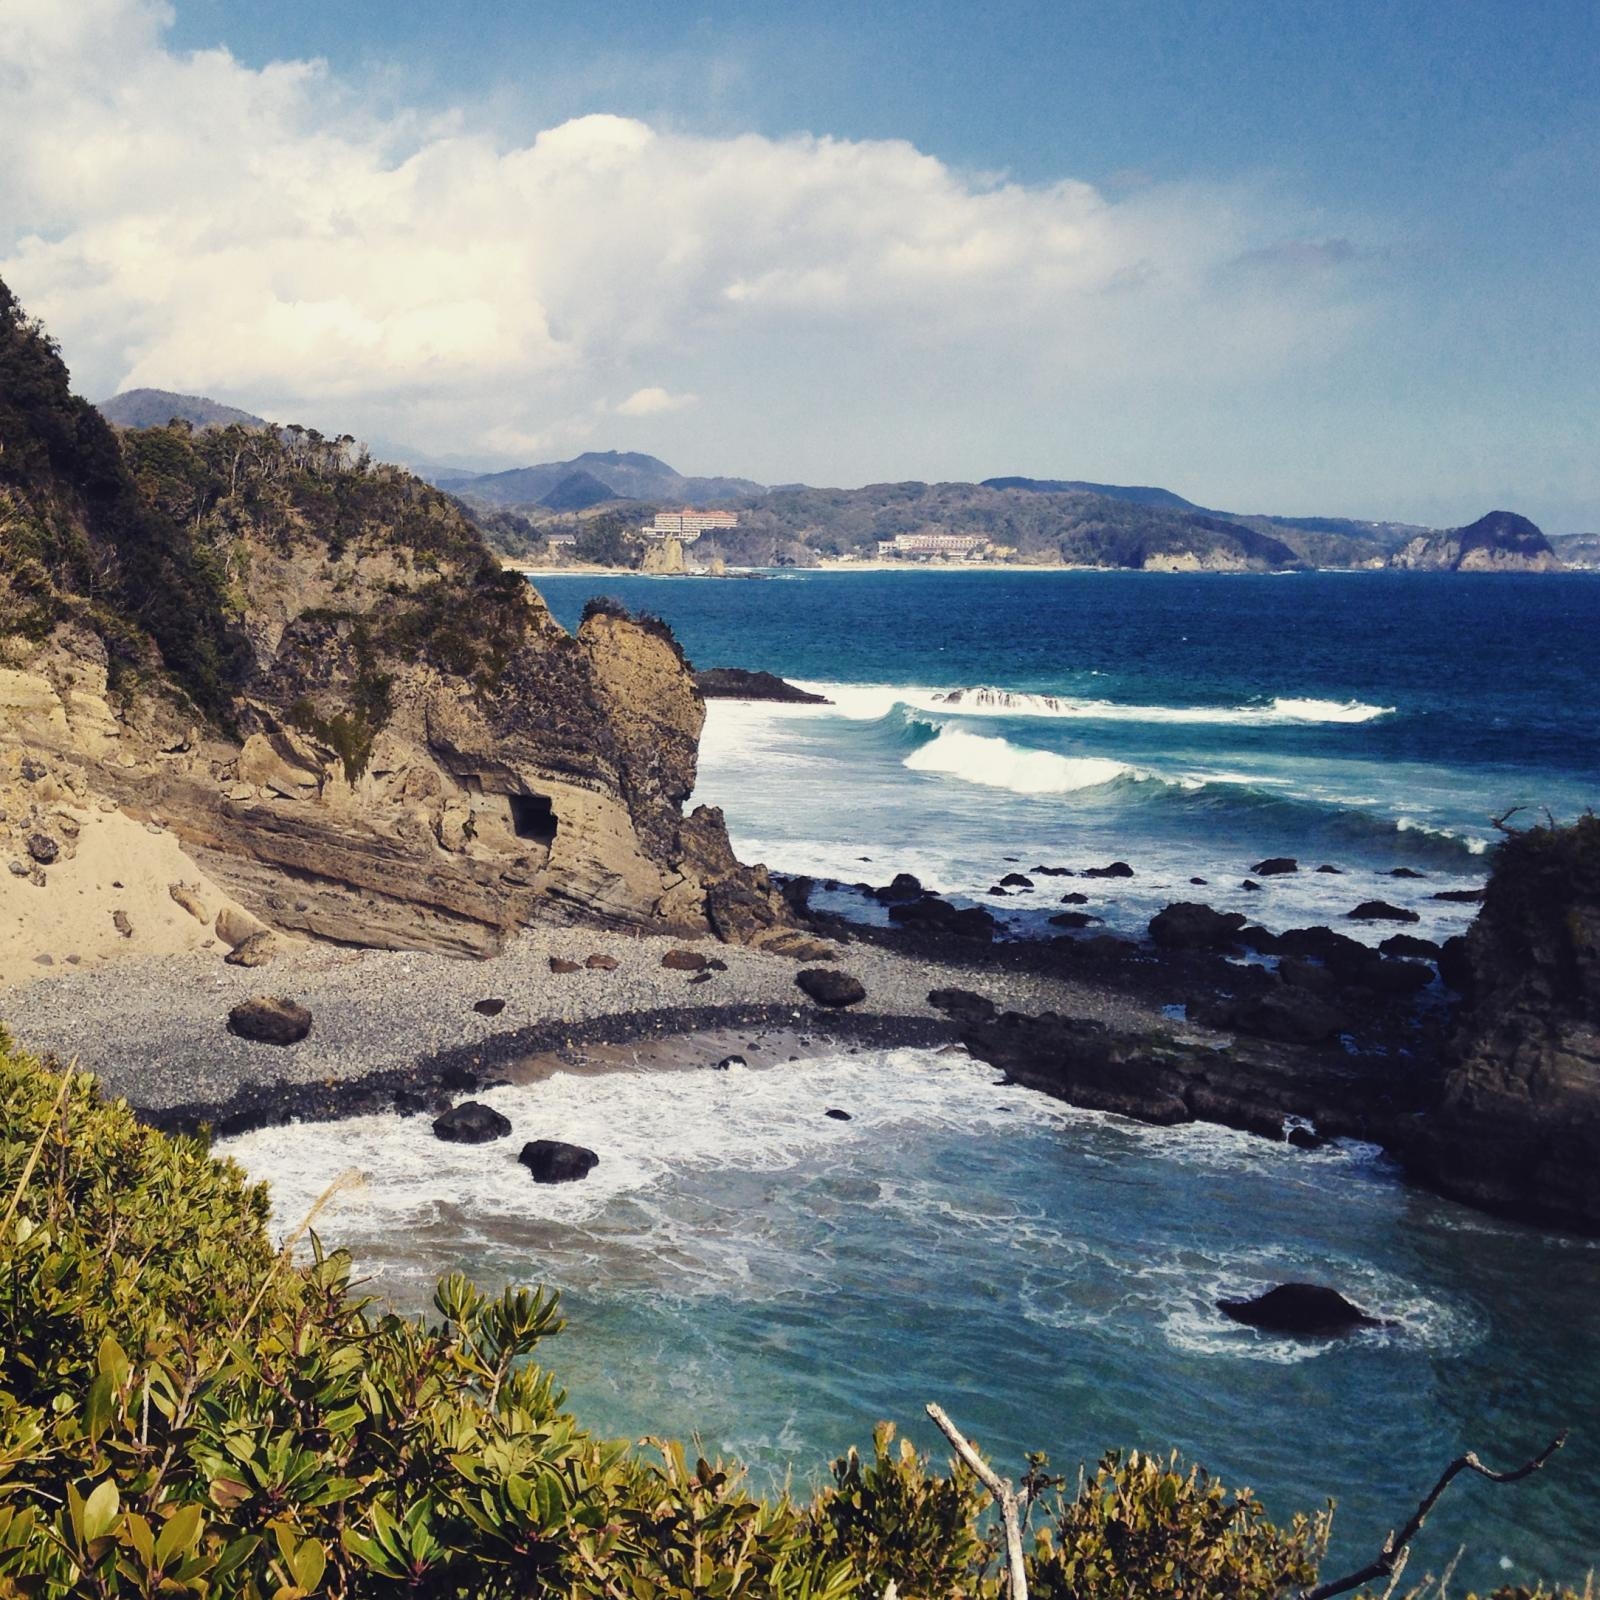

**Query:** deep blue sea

left=226, top=571, right=1600, bottom=1586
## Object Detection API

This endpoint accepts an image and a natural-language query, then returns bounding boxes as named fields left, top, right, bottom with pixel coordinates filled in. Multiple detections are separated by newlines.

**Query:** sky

left=2, top=0, right=1596, bottom=528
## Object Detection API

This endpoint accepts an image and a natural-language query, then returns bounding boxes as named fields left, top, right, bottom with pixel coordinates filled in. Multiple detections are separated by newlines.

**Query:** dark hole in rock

left=509, top=793, right=558, bottom=844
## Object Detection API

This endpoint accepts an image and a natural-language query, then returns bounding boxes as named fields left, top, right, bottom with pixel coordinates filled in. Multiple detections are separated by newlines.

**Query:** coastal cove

left=186, top=567, right=1595, bottom=1588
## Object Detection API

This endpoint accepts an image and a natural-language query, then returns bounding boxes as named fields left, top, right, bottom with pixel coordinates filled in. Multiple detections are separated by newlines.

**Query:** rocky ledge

left=693, top=667, right=829, bottom=704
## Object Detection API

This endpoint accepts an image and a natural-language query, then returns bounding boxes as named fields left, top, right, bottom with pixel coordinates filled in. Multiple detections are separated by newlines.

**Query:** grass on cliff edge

left=0, top=1029, right=1577, bottom=1599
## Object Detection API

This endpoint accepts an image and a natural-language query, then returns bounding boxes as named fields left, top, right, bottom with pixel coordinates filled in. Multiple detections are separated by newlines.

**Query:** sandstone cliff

left=1405, top=816, right=1600, bottom=1230
left=0, top=277, right=787, bottom=966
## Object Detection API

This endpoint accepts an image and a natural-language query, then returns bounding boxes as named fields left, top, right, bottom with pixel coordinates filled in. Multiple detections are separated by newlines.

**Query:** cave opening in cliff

left=509, top=793, right=558, bottom=845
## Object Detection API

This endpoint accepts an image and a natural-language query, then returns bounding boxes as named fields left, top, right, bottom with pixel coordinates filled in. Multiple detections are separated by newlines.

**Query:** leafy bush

left=0, top=1033, right=1579, bottom=1597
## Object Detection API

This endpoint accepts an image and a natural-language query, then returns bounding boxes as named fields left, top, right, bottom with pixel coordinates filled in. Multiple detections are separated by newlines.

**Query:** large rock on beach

left=520, top=1139, right=600, bottom=1183
left=433, top=1102, right=513, bottom=1143
left=927, top=987, right=998, bottom=1024
left=796, top=968, right=866, bottom=1007
left=227, top=996, right=312, bottom=1046
left=1148, top=902, right=1248, bottom=951
left=1217, top=1283, right=1384, bottom=1337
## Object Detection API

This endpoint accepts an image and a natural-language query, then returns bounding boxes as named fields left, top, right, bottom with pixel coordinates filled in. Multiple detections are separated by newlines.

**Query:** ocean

left=222, top=570, right=1600, bottom=1585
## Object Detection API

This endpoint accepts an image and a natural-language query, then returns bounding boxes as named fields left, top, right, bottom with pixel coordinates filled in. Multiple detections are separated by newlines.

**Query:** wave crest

left=903, top=728, right=1135, bottom=795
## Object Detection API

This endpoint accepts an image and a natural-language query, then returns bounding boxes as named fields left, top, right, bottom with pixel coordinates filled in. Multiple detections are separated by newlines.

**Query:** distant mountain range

left=92, top=389, right=1570, bottom=572
left=445, top=451, right=764, bottom=511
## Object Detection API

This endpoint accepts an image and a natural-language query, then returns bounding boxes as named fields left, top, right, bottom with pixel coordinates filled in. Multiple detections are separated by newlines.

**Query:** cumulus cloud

left=0, top=0, right=1375, bottom=481
left=616, top=386, right=697, bottom=417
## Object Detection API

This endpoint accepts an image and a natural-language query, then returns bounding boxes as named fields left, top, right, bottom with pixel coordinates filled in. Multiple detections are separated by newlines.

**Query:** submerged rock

left=227, top=996, right=312, bottom=1046
left=1218, top=1283, right=1385, bottom=1337
left=825, top=1108, right=853, bottom=1121
left=433, top=1102, right=512, bottom=1144
left=1348, top=900, right=1421, bottom=923
left=519, top=1139, right=599, bottom=1183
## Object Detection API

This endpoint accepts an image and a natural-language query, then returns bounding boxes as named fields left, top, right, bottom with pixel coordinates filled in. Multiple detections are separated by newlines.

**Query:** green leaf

left=80, top=1478, right=120, bottom=1542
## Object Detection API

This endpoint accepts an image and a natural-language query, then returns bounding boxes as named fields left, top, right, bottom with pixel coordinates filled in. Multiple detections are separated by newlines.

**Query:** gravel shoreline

left=0, top=923, right=1170, bottom=1132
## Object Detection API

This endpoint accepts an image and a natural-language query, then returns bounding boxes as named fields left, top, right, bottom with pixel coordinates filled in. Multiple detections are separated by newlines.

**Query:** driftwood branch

left=926, top=1403, right=1027, bottom=1600
left=1299, top=1432, right=1567, bottom=1600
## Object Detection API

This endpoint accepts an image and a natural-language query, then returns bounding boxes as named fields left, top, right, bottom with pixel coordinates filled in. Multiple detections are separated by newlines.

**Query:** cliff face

left=1406, top=817, right=1600, bottom=1230
left=1391, top=510, right=1563, bottom=572
left=0, top=279, right=783, bottom=959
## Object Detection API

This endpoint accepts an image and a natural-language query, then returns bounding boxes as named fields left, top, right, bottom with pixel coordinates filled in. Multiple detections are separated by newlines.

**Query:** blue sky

left=5, top=0, right=1597, bottom=526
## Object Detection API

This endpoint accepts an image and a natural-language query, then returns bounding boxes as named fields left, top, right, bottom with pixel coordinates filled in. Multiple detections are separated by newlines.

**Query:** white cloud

left=0, top=0, right=1376, bottom=485
left=616, top=386, right=697, bottom=417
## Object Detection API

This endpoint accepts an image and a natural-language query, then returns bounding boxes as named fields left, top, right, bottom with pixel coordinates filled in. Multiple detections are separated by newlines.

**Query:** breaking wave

left=797, top=681, right=1395, bottom=726
left=903, top=728, right=1136, bottom=794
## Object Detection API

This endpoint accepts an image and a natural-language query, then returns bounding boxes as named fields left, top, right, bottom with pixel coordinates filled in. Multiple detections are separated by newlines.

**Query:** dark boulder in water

left=1081, top=861, right=1134, bottom=878
left=887, top=896, right=996, bottom=940
left=1032, top=865, right=1074, bottom=876
left=1348, top=900, right=1421, bottom=923
left=520, top=1140, right=599, bottom=1183
left=1218, top=1283, right=1385, bottom=1336
left=1252, top=857, right=1298, bottom=876
left=1059, top=891, right=1089, bottom=904
left=825, top=1108, right=852, bottom=1121
left=1381, top=933, right=1441, bottom=960
left=1389, top=866, right=1427, bottom=879
left=999, top=872, right=1034, bottom=889
left=1315, top=863, right=1344, bottom=874
left=873, top=872, right=924, bottom=903
left=1148, top=902, right=1248, bottom=951
left=433, top=1101, right=512, bottom=1143
left=796, top=967, right=866, bottom=1007
left=1049, top=910, right=1101, bottom=930
left=1432, top=887, right=1484, bottom=903
left=1240, top=879, right=1262, bottom=892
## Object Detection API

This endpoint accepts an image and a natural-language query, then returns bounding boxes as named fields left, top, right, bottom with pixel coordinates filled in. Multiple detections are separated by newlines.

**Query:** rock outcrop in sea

left=1405, top=815, right=1600, bottom=1230
left=0, top=275, right=787, bottom=961
left=1390, top=509, right=1564, bottom=572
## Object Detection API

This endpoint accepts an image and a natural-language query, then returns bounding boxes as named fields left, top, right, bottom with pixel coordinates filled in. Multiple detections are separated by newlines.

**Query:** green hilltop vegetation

left=0, top=1032, right=1579, bottom=1598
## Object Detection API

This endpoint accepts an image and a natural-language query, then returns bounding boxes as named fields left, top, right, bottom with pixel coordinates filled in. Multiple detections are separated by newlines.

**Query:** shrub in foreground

left=0, top=1031, right=1577, bottom=1597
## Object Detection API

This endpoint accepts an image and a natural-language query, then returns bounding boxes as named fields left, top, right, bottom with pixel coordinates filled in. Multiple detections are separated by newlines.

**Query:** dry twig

left=925, top=1402, right=1027, bottom=1600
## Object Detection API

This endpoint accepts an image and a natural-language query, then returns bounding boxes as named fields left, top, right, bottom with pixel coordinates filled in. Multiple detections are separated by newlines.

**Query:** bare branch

left=1489, top=804, right=1529, bottom=834
left=926, top=1403, right=1028, bottom=1600
left=1299, top=1432, right=1567, bottom=1600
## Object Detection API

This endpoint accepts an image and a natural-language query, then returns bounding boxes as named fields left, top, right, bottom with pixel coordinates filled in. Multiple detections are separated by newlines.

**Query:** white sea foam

left=792, top=682, right=1396, bottom=726
left=1398, top=815, right=1492, bottom=854
left=903, top=728, right=1135, bottom=795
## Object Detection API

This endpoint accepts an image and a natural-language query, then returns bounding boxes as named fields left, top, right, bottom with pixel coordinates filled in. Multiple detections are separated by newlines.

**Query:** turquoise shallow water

left=228, top=571, right=1600, bottom=1586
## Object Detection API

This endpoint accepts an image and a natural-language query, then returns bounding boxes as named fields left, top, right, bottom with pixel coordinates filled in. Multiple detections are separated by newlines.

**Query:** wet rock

left=1347, top=900, right=1421, bottom=923
left=1241, top=879, right=1262, bottom=892
left=1032, top=865, right=1074, bottom=876
left=1432, top=887, right=1484, bottom=904
left=473, top=998, right=507, bottom=1016
left=986, top=885, right=1011, bottom=897
left=394, top=1087, right=452, bottom=1117
left=1380, top=933, right=1441, bottom=960
left=227, top=996, right=312, bottom=1046
left=25, top=833, right=58, bottom=865
left=796, top=967, right=866, bottom=1007
left=1437, top=935, right=1472, bottom=995
left=433, top=1101, right=512, bottom=1143
left=1059, top=891, right=1089, bottom=904
left=873, top=872, right=925, bottom=903
left=714, top=1054, right=745, bottom=1071
left=1252, top=858, right=1298, bottom=876
left=927, top=987, right=998, bottom=1024
left=825, top=1108, right=853, bottom=1121
left=693, top=667, right=830, bottom=703
left=1388, top=866, right=1427, bottom=879
left=1315, top=864, right=1344, bottom=874
left=585, top=953, right=620, bottom=970
left=224, top=931, right=279, bottom=967
left=1285, top=1123, right=1325, bottom=1151
left=1218, top=1283, right=1384, bottom=1337
left=998, top=872, right=1034, bottom=889
left=886, top=896, right=996, bottom=940
left=661, top=948, right=709, bottom=971
left=548, top=957, right=581, bottom=974
left=1049, top=910, right=1101, bottom=929
left=519, top=1139, right=599, bottom=1183
left=1239, top=925, right=1280, bottom=953
left=1190, top=876, right=1209, bottom=885
left=1081, top=861, right=1134, bottom=879
left=1148, top=902, right=1248, bottom=951
left=1198, top=988, right=1349, bottom=1047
